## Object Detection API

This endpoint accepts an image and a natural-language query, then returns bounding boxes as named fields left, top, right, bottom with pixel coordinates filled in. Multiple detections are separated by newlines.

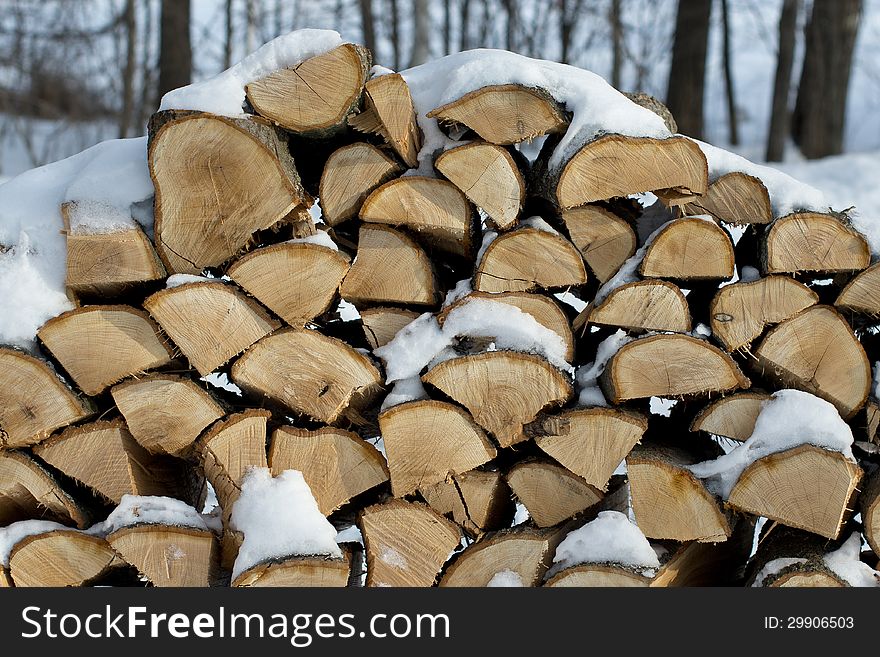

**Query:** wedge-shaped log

left=0, top=348, right=93, bottom=449
left=474, top=227, right=587, bottom=293
left=245, top=44, right=370, bottom=134
left=360, top=176, right=474, bottom=257
left=753, top=305, right=870, bottom=419
left=340, top=225, right=438, bottom=307
left=531, top=408, right=648, bottom=491
left=350, top=72, right=421, bottom=167
left=545, top=564, right=651, bottom=587
left=9, top=531, right=119, bottom=587
left=690, top=391, right=771, bottom=441
left=0, top=570, right=11, bottom=587
left=111, top=374, right=224, bottom=456
left=710, top=275, right=818, bottom=351
left=835, top=262, right=880, bottom=315
left=420, top=470, right=512, bottom=536
left=639, top=217, right=735, bottom=281
left=149, top=112, right=309, bottom=274
left=232, top=329, right=383, bottom=425
left=423, top=352, right=573, bottom=448
left=0, top=451, right=89, bottom=528
left=588, top=280, right=691, bottom=333
left=360, top=307, right=420, bottom=349
left=379, top=400, right=496, bottom=497
left=681, top=172, right=772, bottom=224
left=440, top=528, right=554, bottom=587
left=506, top=460, right=602, bottom=528
left=627, top=445, right=730, bottom=542
left=107, top=525, right=218, bottom=587
left=601, top=334, right=749, bottom=403
left=37, top=305, right=173, bottom=396
left=233, top=556, right=350, bottom=587
left=427, top=84, right=569, bottom=145
left=762, top=212, right=870, bottom=274
left=144, top=281, right=279, bottom=376
left=562, top=205, right=637, bottom=283
left=728, top=445, right=861, bottom=539
left=359, top=499, right=460, bottom=587
left=860, top=469, right=880, bottom=557
left=554, top=135, right=708, bottom=209
left=434, top=142, right=524, bottom=230
left=318, top=143, right=402, bottom=226
left=269, top=425, right=389, bottom=515
left=227, top=243, right=350, bottom=327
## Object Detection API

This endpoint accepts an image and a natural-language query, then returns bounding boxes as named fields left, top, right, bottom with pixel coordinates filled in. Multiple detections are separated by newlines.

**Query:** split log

left=427, top=84, right=569, bottom=145
left=0, top=348, right=93, bottom=449
left=107, top=525, right=219, bottom=587
left=268, top=425, right=389, bottom=515
left=753, top=305, right=870, bottom=418
left=339, top=225, right=438, bottom=307
left=232, top=556, right=350, bottom=587
left=359, top=176, right=475, bottom=257
left=350, top=72, right=421, bottom=167
left=434, top=142, right=524, bottom=230
left=639, top=217, right=735, bottom=281
left=0, top=570, right=11, bottom=587
left=8, top=531, right=120, bottom=587
left=0, top=451, right=89, bottom=527
left=505, top=460, right=603, bottom=528
left=762, top=212, right=871, bottom=274
left=227, top=243, right=350, bottom=327
left=422, top=351, right=573, bottom=448
left=860, top=469, right=880, bottom=557
left=111, top=374, right=224, bottom=456
left=561, top=205, right=637, bottom=283
left=439, top=528, right=555, bottom=587
left=474, top=227, right=588, bottom=293
left=545, top=564, right=651, bottom=587
left=419, top=469, right=512, bottom=536
left=550, top=135, right=708, bottom=210
left=37, top=305, right=173, bottom=396
left=587, top=280, right=692, bottom=333
left=33, top=420, right=193, bottom=504
left=681, top=172, right=772, bottom=225
left=728, top=444, right=862, bottom=539
left=379, top=400, right=496, bottom=497
left=318, top=143, right=402, bottom=226
left=747, top=525, right=849, bottom=587
left=149, top=111, right=310, bottom=274
left=231, top=329, right=383, bottom=425
left=627, top=444, right=731, bottom=542
left=866, top=400, right=880, bottom=446
left=600, top=334, right=749, bottom=403
left=709, top=275, right=818, bottom=351
left=245, top=44, right=370, bottom=135
left=358, top=499, right=460, bottom=587
left=530, top=408, right=648, bottom=491
left=360, top=307, right=420, bottom=349
left=835, top=262, right=880, bottom=316
left=144, top=281, right=280, bottom=376
left=690, top=391, right=771, bottom=441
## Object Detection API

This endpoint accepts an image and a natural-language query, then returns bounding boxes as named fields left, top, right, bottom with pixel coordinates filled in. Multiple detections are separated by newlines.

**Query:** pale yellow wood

left=764, top=212, right=871, bottom=274
left=350, top=73, right=421, bottom=167
left=360, top=176, right=474, bottom=257
left=728, top=444, right=862, bottom=539
left=9, top=531, right=118, bottom=587
left=37, top=305, right=173, bottom=396
left=754, top=305, right=870, bottom=419
left=0, top=450, right=88, bottom=527
left=681, top=171, right=772, bottom=224
left=245, top=44, right=369, bottom=133
left=379, top=400, right=496, bottom=497
left=557, top=135, right=708, bottom=209
left=588, top=280, right=692, bottom=333
left=505, top=461, right=602, bottom=528
left=232, top=329, right=383, bottom=425
left=710, top=275, right=819, bottom=351
left=420, top=470, right=511, bottom=535
left=836, top=262, right=880, bottom=315
left=545, top=564, right=651, bottom=587
left=474, top=227, right=588, bottom=293
left=422, top=351, right=573, bottom=448
left=562, top=205, right=637, bottom=283
left=435, top=142, right=524, bottom=230
left=318, top=143, right=402, bottom=225
left=639, top=216, right=735, bottom=280
left=359, top=499, right=460, bottom=587
left=269, top=425, right=388, bottom=515
left=0, top=348, right=93, bottom=449
left=107, top=525, right=218, bottom=587
left=690, top=392, right=772, bottom=441
left=233, top=556, right=349, bottom=587
left=772, top=571, right=846, bottom=587
left=360, top=307, right=420, bottom=349
left=111, top=374, right=224, bottom=456
left=0, top=569, right=11, bottom=587
left=440, top=529, right=552, bottom=587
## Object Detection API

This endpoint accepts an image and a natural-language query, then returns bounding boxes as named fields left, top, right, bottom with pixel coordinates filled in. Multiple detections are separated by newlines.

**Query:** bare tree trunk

left=410, top=0, right=430, bottom=66
left=504, top=0, right=517, bottom=51
left=224, top=0, right=235, bottom=69
left=610, top=0, right=622, bottom=89
left=119, top=0, right=136, bottom=138
left=246, top=0, right=258, bottom=54
left=791, top=0, right=862, bottom=158
left=158, top=0, right=192, bottom=98
left=720, top=0, right=738, bottom=145
left=137, top=0, right=157, bottom=131
left=665, top=0, right=712, bottom=140
left=443, top=0, right=451, bottom=54
left=359, top=0, right=376, bottom=55
left=765, top=0, right=799, bottom=161
left=388, top=0, right=401, bottom=69
left=460, top=0, right=471, bottom=51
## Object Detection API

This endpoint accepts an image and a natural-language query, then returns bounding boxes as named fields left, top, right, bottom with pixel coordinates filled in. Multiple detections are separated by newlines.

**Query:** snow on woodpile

left=95, top=495, right=210, bottom=535
left=575, top=330, right=633, bottom=407
left=823, top=533, right=880, bottom=587
left=0, top=520, right=71, bottom=567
